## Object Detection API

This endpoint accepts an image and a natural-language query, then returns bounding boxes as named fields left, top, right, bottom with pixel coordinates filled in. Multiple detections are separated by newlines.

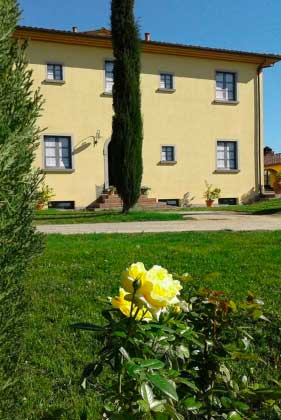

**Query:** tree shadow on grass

left=42, top=407, right=88, bottom=420
left=252, top=208, right=281, bottom=215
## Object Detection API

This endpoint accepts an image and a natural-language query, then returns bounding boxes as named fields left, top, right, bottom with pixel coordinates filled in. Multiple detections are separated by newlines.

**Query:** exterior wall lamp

left=93, top=130, right=101, bottom=146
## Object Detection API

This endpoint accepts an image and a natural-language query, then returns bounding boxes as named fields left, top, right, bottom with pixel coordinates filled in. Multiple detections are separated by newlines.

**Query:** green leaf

left=229, top=300, right=237, bottom=312
left=183, top=396, right=203, bottom=411
left=119, top=346, right=131, bottom=360
left=112, top=331, right=127, bottom=338
left=176, top=378, right=199, bottom=392
left=147, top=374, right=178, bottom=401
left=140, top=382, right=155, bottom=408
left=252, top=309, right=263, bottom=320
left=139, top=359, right=165, bottom=370
left=126, top=361, right=142, bottom=377
left=230, top=352, right=260, bottom=361
left=154, top=414, right=169, bottom=420
left=137, top=399, right=149, bottom=413
left=227, top=411, right=243, bottom=420
left=176, top=345, right=190, bottom=359
left=233, top=401, right=250, bottom=412
left=164, top=404, right=185, bottom=420
left=253, top=388, right=281, bottom=400
left=104, top=401, right=117, bottom=412
left=71, top=322, right=104, bottom=331
left=221, top=397, right=232, bottom=409
left=151, top=400, right=166, bottom=413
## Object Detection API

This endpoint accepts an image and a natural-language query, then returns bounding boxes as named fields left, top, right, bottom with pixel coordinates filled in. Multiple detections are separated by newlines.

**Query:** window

left=160, top=73, right=174, bottom=90
left=158, top=199, right=180, bottom=207
left=47, top=64, right=63, bottom=81
left=216, top=141, right=238, bottom=170
left=48, top=201, right=75, bottom=209
left=216, top=71, right=236, bottom=101
left=44, top=136, right=72, bottom=170
left=161, top=145, right=175, bottom=162
left=105, top=60, right=114, bottom=93
left=218, top=198, right=238, bottom=205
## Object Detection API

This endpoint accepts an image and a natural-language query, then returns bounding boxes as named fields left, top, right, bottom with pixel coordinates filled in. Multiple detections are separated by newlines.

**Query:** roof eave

left=14, top=26, right=281, bottom=66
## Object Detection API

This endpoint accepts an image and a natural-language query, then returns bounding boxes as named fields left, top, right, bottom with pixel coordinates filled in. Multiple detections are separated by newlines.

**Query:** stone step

left=261, top=191, right=276, bottom=199
left=89, top=193, right=166, bottom=209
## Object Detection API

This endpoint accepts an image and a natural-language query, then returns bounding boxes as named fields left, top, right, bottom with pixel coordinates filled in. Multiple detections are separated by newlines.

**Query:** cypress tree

left=110, top=0, right=143, bottom=213
left=0, top=1, right=43, bottom=416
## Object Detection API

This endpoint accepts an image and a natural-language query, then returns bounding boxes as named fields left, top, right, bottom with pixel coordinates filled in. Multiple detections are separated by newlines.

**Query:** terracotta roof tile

left=16, top=25, right=281, bottom=61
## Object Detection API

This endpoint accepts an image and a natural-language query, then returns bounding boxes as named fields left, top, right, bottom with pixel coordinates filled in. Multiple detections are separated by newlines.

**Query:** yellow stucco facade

left=264, top=162, right=281, bottom=189
left=16, top=27, right=281, bottom=208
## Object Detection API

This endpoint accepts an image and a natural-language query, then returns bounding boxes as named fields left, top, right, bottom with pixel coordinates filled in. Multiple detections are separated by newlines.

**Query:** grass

left=185, top=198, right=281, bottom=214
left=35, top=209, right=185, bottom=224
left=22, top=231, right=281, bottom=419
left=35, top=199, right=281, bottom=225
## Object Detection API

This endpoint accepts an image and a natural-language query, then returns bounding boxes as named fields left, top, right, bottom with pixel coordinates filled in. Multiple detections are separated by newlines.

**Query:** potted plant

left=36, top=183, right=54, bottom=210
left=106, top=186, right=117, bottom=196
left=203, top=181, right=221, bottom=207
left=140, top=185, right=151, bottom=196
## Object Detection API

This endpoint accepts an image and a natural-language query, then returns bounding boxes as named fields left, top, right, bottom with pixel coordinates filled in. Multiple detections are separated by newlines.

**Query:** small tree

left=0, top=1, right=43, bottom=416
left=110, top=0, right=143, bottom=213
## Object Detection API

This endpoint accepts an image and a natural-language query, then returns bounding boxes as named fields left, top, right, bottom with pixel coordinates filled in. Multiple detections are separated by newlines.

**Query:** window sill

left=43, top=168, right=75, bottom=174
left=101, top=91, right=113, bottom=97
left=156, top=88, right=176, bottom=94
left=42, top=79, right=66, bottom=85
left=213, top=99, right=239, bottom=105
left=214, top=169, right=240, bottom=174
left=158, top=160, right=177, bottom=165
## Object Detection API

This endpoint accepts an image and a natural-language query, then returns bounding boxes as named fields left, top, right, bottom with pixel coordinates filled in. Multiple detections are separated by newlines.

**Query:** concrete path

left=37, top=212, right=281, bottom=234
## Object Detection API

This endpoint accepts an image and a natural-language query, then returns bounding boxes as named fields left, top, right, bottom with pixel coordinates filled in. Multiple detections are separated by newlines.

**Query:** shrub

left=0, top=1, right=43, bottom=416
left=180, top=192, right=195, bottom=208
left=73, top=264, right=281, bottom=419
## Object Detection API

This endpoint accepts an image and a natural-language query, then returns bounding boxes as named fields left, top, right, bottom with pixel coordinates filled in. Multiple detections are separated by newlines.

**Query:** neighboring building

left=264, top=150, right=281, bottom=191
left=14, top=26, right=281, bottom=208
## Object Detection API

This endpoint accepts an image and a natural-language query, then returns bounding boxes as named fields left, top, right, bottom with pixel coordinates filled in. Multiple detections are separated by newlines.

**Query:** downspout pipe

left=257, top=63, right=263, bottom=196
left=257, top=60, right=272, bottom=196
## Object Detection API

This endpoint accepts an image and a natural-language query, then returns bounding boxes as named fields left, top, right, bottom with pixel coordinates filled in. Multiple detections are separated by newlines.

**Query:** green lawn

left=35, top=199, right=281, bottom=226
left=35, top=209, right=185, bottom=224
left=186, top=197, right=281, bottom=214
left=22, top=232, right=281, bottom=419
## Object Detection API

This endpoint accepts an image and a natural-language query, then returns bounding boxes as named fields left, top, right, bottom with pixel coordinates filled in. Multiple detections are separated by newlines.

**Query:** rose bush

left=72, top=263, right=281, bottom=420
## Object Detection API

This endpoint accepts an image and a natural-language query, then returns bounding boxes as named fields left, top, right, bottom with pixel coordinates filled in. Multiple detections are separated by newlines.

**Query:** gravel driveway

left=37, top=212, right=281, bottom=234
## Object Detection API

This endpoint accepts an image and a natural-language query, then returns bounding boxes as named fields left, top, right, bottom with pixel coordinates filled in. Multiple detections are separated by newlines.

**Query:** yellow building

left=15, top=26, right=281, bottom=208
left=264, top=152, right=281, bottom=192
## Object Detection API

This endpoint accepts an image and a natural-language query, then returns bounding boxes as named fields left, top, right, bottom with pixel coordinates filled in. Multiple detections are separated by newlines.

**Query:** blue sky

left=19, top=0, right=281, bottom=150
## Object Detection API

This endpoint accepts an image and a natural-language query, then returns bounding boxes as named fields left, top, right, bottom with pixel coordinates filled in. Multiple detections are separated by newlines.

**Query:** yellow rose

left=141, top=265, right=182, bottom=310
left=110, top=288, right=152, bottom=321
left=121, top=262, right=148, bottom=293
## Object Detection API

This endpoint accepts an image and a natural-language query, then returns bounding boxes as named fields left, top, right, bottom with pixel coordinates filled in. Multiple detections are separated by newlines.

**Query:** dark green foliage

left=110, top=0, right=143, bottom=212
left=0, top=0, right=43, bottom=416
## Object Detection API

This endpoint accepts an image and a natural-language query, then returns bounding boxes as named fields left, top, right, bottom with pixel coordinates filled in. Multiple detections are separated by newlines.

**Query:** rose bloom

left=111, top=288, right=152, bottom=321
left=121, top=263, right=182, bottom=320
left=121, top=262, right=148, bottom=293
left=142, top=265, right=182, bottom=309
